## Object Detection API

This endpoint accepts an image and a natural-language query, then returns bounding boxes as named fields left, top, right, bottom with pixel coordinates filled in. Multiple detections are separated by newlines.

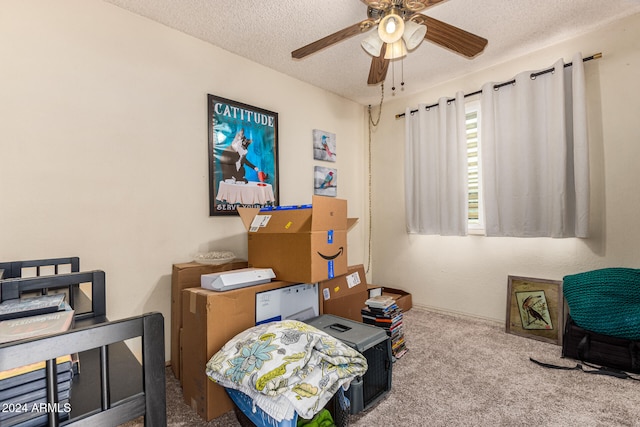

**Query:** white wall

left=0, top=0, right=369, bottom=360
left=370, top=12, right=640, bottom=321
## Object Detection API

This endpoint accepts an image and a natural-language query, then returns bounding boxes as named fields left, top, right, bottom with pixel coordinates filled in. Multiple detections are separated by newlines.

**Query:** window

left=465, top=101, right=483, bottom=232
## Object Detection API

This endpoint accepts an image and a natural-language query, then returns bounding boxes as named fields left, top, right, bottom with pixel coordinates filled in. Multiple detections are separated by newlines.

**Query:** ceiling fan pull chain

left=392, top=60, right=396, bottom=93
left=401, top=57, right=405, bottom=90
left=368, top=84, right=384, bottom=128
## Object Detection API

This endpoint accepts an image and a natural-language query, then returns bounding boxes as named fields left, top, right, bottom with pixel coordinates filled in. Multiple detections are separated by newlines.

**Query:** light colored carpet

left=123, top=308, right=640, bottom=426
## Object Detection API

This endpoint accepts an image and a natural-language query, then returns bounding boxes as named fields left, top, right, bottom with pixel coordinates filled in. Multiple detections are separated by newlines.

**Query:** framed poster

left=312, top=129, right=336, bottom=162
left=208, top=95, right=279, bottom=216
left=506, top=275, right=564, bottom=345
left=314, top=166, right=337, bottom=197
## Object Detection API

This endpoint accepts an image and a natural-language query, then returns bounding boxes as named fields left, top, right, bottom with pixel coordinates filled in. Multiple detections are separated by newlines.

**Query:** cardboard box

left=180, top=281, right=294, bottom=421
left=237, top=195, right=358, bottom=283
left=319, top=265, right=369, bottom=322
left=368, top=285, right=413, bottom=313
left=170, top=260, right=248, bottom=381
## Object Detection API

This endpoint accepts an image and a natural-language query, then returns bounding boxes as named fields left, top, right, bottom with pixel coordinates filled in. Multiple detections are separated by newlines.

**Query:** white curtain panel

left=480, top=53, right=589, bottom=238
left=404, top=92, right=468, bottom=235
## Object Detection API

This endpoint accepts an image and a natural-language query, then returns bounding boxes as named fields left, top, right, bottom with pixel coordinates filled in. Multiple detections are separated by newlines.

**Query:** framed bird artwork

left=312, top=129, right=336, bottom=162
left=506, top=276, right=564, bottom=345
left=314, top=166, right=337, bottom=197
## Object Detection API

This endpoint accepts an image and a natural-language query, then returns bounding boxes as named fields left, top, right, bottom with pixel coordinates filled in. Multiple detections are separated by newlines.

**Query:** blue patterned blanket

left=206, top=320, right=368, bottom=421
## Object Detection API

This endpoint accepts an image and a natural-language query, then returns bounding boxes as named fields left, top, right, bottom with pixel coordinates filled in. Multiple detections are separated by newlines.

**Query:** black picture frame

left=207, top=95, right=279, bottom=216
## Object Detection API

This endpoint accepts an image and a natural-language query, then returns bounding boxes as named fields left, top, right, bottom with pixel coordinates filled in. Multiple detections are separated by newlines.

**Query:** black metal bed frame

left=0, top=313, right=166, bottom=426
left=0, top=257, right=80, bottom=280
left=0, top=257, right=167, bottom=426
left=0, top=270, right=106, bottom=324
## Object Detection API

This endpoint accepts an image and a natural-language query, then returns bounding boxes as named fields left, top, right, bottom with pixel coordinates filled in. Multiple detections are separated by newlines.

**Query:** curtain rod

left=395, top=52, right=602, bottom=119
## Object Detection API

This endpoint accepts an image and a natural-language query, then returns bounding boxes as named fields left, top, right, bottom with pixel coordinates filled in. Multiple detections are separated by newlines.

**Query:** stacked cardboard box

left=237, top=196, right=358, bottom=283
left=361, top=295, right=407, bottom=359
left=179, top=264, right=370, bottom=422
left=170, top=260, right=248, bottom=381
left=318, top=264, right=369, bottom=322
left=180, top=281, right=295, bottom=421
left=178, top=196, right=361, bottom=421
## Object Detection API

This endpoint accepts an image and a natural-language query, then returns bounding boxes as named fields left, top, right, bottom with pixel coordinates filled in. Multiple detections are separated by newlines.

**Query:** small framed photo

left=506, top=275, right=564, bottom=345
left=314, top=166, right=337, bottom=197
left=312, top=129, right=336, bottom=162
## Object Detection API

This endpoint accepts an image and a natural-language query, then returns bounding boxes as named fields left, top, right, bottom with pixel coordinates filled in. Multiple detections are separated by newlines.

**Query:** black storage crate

left=306, top=314, right=392, bottom=414
left=324, top=388, right=350, bottom=427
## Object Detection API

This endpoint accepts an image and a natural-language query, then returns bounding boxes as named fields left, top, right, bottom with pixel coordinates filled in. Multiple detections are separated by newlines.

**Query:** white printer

left=201, top=267, right=275, bottom=291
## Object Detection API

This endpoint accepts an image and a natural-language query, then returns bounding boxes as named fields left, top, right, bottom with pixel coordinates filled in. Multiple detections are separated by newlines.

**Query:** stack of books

left=0, top=294, right=75, bottom=426
left=0, top=356, right=73, bottom=426
left=361, top=295, right=407, bottom=360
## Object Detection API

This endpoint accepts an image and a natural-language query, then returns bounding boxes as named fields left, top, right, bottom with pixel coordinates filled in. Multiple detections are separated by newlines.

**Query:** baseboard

left=412, top=303, right=503, bottom=326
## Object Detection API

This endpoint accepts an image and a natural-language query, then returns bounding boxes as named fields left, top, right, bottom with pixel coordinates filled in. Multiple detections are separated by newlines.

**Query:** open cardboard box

left=238, top=195, right=358, bottom=283
left=368, top=285, right=413, bottom=313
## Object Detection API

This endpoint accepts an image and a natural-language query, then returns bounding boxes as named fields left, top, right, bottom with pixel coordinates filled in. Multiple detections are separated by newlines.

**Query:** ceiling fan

left=291, top=0, right=488, bottom=85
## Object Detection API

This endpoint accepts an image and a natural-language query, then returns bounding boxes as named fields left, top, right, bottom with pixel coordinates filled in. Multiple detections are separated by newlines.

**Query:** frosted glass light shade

left=384, top=40, right=407, bottom=59
left=378, top=13, right=405, bottom=43
left=361, top=32, right=384, bottom=56
left=403, top=20, right=427, bottom=50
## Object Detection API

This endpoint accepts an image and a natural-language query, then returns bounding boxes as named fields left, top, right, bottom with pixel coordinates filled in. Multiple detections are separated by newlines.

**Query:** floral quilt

left=206, top=320, right=368, bottom=421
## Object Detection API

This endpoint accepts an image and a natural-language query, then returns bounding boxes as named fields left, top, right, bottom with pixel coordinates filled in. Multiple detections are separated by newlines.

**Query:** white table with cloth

left=216, top=180, right=275, bottom=205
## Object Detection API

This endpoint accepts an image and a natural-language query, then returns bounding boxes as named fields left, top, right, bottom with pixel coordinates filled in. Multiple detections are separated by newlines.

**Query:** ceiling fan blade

left=367, top=43, right=390, bottom=85
left=414, top=14, right=487, bottom=58
left=292, top=19, right=375, bottom=59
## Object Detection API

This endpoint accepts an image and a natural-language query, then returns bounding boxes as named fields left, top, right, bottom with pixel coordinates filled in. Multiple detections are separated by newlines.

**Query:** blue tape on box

left=328, top=260, right=335, bottom=279
left=260, top=204, right=312, bottom=212
left=327, top=229, right=334, bottom=244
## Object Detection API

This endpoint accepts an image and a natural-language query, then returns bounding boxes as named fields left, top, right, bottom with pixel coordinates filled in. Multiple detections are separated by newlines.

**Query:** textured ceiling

left=103, top=0, right=640, bottom=106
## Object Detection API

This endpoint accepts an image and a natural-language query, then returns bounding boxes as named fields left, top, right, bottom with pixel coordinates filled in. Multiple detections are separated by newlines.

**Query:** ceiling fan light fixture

left=403, top=0, right=429, bottom=12
left=361, top=31, right=384, bottom=56
left=384, top=39, right=407, bottom=59
left=378, top=11, right=405, bottom=43
left=364, top=0, right=392, bottom=10
left=403, top=19, right=427, bottom=50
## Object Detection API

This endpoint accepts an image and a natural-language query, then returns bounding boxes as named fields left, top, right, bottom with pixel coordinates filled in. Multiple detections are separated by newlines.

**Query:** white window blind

left=465, top=102, right=483, bottom=232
